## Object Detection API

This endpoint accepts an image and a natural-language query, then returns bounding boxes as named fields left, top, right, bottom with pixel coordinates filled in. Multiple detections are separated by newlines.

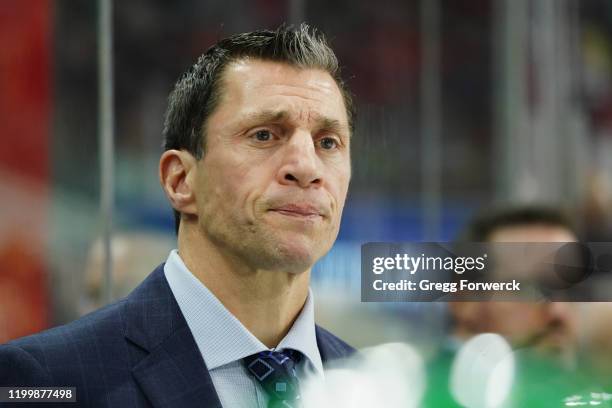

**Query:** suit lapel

left=123, top=264, right=223, bottom=408
left=131, top=324, right=222, bottom=408
left=315, top=325, right=356, bottom=365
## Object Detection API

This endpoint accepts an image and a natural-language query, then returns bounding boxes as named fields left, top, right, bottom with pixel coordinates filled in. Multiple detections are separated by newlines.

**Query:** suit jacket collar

left=123, top=263, right=355, bottom=408
left=315, top=325, right=355, bottom=363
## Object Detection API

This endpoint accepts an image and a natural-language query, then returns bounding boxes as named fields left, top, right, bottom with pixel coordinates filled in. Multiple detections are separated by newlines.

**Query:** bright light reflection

left=302, top=342, right=425, bottom=408
left=450, top=333, right=515, bottom=408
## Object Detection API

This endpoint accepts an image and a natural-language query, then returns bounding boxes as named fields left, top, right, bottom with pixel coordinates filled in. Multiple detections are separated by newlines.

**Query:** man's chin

left=244, top=228, right=331, bottom=273
left=272, top=242, right=318, bottom=274
left=537, top=336, right=574, bottom=354
left=520, top=331, right=574, bottom=357
left=232, top=235, right=315, bottom=274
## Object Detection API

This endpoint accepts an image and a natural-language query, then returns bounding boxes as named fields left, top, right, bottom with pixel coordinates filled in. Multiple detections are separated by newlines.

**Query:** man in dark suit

left=0, top=24, right=355, bottom=407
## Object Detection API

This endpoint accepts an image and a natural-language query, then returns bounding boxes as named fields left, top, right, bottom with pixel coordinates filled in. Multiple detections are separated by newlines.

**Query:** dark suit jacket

left=0, top=264, right=355, bottom=407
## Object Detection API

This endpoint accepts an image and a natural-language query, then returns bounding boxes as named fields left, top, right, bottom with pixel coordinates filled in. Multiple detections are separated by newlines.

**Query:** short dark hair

left=459, top=205, right=578, bottom=242
left=450, top=205, right=579, bottom=288
left=162, top=23, right=355, bottom=233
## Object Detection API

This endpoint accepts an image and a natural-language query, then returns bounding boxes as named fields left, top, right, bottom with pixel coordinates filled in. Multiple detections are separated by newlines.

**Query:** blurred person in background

left=424, top=205, right=590, bottom=408
left=450, top=206, right=579, bottom=362
left=80, top=231, right=174, bottom=314
left=0, top=24, right=355, bottom=408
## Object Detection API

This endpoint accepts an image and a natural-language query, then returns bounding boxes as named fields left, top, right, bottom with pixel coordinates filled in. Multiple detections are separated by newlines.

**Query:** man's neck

left=177, top=226, right=310, bottom=348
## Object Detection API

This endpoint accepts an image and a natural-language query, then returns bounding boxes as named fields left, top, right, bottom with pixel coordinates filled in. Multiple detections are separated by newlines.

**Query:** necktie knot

left=244, top=350, right=302, bottom=407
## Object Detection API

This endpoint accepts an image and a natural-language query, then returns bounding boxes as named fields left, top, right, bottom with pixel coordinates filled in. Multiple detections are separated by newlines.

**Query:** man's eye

left=253, top=130, right=272, bottom=141
left=319, top=137, right=338, bottom=150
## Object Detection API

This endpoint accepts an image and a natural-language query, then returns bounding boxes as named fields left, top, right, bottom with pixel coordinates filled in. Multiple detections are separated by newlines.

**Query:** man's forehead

left=489, top=224, right=577, bottom=242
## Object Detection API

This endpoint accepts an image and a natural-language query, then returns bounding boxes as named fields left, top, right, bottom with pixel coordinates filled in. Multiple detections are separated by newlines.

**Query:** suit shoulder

left=8, top=297, right=128, bottom=345
left=1, top=298, right=129, bottom=380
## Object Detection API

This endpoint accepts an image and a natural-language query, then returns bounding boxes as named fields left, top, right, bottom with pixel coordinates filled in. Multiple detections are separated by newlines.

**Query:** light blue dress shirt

left=164, top=250, right=323, bottom=408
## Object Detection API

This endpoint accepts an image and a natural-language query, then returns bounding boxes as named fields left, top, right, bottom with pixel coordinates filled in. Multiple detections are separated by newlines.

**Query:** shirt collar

left=163, top=250, right=324, bottom=375
left=277, top=288, right=323, bottom=375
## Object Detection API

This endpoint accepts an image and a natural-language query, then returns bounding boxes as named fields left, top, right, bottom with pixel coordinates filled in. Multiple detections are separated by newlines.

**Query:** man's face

left=191, top=59, right=351, bottom=274
left=481, top=225, right=578, bottom=356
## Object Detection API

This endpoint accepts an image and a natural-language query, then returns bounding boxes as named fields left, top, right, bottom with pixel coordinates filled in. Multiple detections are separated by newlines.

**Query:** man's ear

left=159, top=149, right=198, bottom=216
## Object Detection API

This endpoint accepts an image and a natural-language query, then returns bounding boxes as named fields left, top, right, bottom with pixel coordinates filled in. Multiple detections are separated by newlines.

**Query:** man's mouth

left=520, top=326, right=570, bottom=351
left=269, top=204, right=324, bottom=218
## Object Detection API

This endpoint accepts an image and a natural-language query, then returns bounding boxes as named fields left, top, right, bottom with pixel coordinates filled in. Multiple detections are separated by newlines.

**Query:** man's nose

left=276, top=131, right=322, bottom=188
left=544, top=302, right=575, bottom=325
left=548, top=301, right=573, bottom=317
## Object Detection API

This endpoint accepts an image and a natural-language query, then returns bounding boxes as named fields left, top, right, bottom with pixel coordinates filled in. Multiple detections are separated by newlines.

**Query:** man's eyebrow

left=243, top=109, right=289, bottom=124
left=316, top=116, right=350, bottom=138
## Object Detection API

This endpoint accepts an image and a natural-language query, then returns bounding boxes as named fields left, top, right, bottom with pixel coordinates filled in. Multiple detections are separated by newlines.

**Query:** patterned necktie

left=244, top=349, right=303, bottom=408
